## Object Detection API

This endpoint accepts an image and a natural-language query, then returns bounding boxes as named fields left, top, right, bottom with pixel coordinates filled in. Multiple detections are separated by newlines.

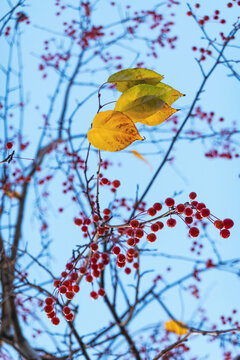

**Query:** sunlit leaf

left=131, top=150, right=152, bottom=169
left=108, top=68, right=164, bottom=92
left=156, top=82, right=184, bottom=105
left=114, top=84, right=176, bottom=124
left=139, top=105, right=177, bottom=126
left=87, top=110, right=143, bottom=152
left=165, top=320, right=188, bottom=336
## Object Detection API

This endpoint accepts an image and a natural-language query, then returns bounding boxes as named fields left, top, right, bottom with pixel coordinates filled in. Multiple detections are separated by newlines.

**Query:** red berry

left=156, top=221, right=164, bottom=229
left=223, top=218, right=234, bottom=229
left=167, top=218, right=176, bottom=227
left=127, top=248, right=135, bottom=257
left=184, top=207, right=193, bottom=216
left=113, top=246, right=121, bottom=255
left=91, top=243, right=98, bottom=252
left=195, top=3, right=200, bottom=8
left=189, top=227, right=200, bottom=238
left=195, top=212, right=202, bottom=220
left=220, top=19, right=226, bottom=24
left=73, top=285, right=80, bottom=293
left=45, top=297, right=54, bottom=305
left=227, top=2, right=233, bottom=7
left=127, top=238, right=135, bottom=246
left=81, top=225, right=88, bottom=232
left=133, top=262, right=139, bottom=270
left=70, top=272, right=78, bottom=281
left=79, top=266, right=86, bottom=274
left=54, top=280, right=61, bottom=288
left=165, top=198, right=175, bottom=207
left=200, top=208, right=210, bottom=217
left=153, top=202, right=162, bottom=211
left=151, top=223, right=159, bottom=232
left=90, top=291, right=98, bottom=300
left=47, top=311, right=56, bottom=319
left=44, top=305, right=53, bottom=313
left=62, top=280, right=70, bottom=287
left=65, top=313, right=74, bottom=321
left=125, top=267, right=131, bottom=274
left=103, top=208, right=111, bottom=215
left=59, top=285, right=67, bottom=294
left=66, top=263, right=74, bottom=271
left=176, top=204, right=185, bottom=213
left=102, top=253, right=109, bottom=261
left=117, top=261, right=125, bottom=268
left=192, top=46, right=197, bottom=51
left=214, top=220, right=224, bottom=229
left=117, top=254, right=126, bottom=263
left=187, top=11, right=192, bottom=16
left=66, top=291, right=74, bottom=300
left=147, top=207, right=157, bottom=216
left=61, top=271, right=68, bottom=278
left=101, top=178, right=108, bottom=185
left=197, top=203, right=206, bottom=211
left=63, top=306, right=71, bottom=315
left=74, top=218, right=82, bottom=226
left=51, top=317, right=60, bottom=325
left=185, top=216, right=193, bottom=224
left=220, top=229, right=230, bottom=238
left=98, top=227, right=105, bottom=235
left=93, top=215, right=99, bottom=222
left=126, top=228, right=134, bottom=237
left=191, top=201, right=198, bottom=207
left=130, top=219, right=139, bottom=228
left=85, top=274, right=93, bottom=283
left=135, top=229, right=144, bottom=238
left=98, top=288, right=106, bottom=296
left=147, top=233, right=157, bottom=242
left=199, top=19, right=204, bottom=26
left=112, top=180, right=120, bottom=188
left=93, top=270, right=100, bottom=278
left=6, top=142, right=13, bottom=149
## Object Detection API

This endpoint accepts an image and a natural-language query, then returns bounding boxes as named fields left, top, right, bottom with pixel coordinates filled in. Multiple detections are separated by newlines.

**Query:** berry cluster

left=45, top=189, right=234, bottom=325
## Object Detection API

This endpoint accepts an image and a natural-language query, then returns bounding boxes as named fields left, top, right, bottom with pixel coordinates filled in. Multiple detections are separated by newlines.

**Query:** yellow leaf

left=139, top=105, right=177, bottom=126
left=156, top=82, right=184, bottom=105
left=5, top=190, right=21, bottom=199
left=87, top=111, right=143, bottom=152
left=165, top=320, right=188, bottom=336
left=108, top=68, right=164, bottom=92
left=131, top=150, right=152, bottom=169
left=114, top=84, right=176, bottom=124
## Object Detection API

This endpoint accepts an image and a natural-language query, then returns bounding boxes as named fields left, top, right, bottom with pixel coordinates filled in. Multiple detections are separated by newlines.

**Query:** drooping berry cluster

left=45, top=190, right=234, bottom=325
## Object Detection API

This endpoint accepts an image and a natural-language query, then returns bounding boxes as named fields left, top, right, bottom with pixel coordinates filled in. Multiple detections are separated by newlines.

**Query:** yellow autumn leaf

left=156, top=82, right=184, bottom=105
left=139, top=105, right=177, bottom=126
left=108, top=68, right=164, bottom=92
left=165, top=320, right=188, bottom=336
left=5, top=190, right=21, bottom=199
left=114, top=84, right=176, bottom=124
left=131, top=150, right=152, bottom=169
left=87, top=110, right=143, bottom=152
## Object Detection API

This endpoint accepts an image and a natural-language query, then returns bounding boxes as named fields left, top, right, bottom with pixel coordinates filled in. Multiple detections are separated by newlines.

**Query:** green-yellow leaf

left=114, top=84, right=176, bottom=124
left=156, top=82, right=184, bottom=105
left=139, top=105, right=177, bottom=126
left=108, top=68, right=164, bottom=92
left=87, top=110, right=143, bottom=152
left=165, top=320, right=188, bottom=336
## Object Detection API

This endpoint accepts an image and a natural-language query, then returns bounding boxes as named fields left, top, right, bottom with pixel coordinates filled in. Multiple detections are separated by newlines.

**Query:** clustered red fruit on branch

left=45, top=191, right=234, bottom=325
